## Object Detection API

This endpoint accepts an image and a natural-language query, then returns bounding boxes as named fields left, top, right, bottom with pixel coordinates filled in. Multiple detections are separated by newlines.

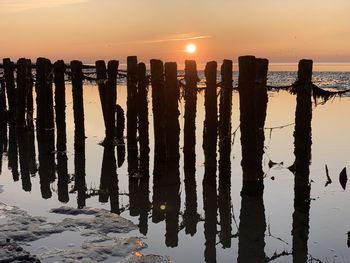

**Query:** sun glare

left=185, top=43, right=197, bottom=54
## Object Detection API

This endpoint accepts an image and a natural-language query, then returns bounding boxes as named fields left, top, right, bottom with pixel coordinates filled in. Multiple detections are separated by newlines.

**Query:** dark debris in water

left=339, top=167, right=347, bottom=190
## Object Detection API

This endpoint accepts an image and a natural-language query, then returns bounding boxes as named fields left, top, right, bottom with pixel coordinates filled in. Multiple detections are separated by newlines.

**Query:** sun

left=185, top=43, right=197, bottom=54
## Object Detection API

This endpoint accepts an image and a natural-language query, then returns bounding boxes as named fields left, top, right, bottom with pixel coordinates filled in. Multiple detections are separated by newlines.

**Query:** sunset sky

left=1, top=0, right=350, bottom=65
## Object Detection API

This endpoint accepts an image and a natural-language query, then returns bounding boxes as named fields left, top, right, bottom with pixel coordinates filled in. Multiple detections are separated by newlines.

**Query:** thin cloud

left=0, top=0, right=88, bottom=13
left=114, top=34, right=212, bottom=45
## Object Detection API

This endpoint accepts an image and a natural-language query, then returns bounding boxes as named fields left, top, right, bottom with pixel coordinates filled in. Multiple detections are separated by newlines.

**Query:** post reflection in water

left=291, top=60, right=313, bottom=263
left=237, top=57, right=268, bottom=263
left=37, top=130, right=55, bottom=199
left=8, top=124, right=19, bottom=182
left=99, top=145, right=120, bottom=214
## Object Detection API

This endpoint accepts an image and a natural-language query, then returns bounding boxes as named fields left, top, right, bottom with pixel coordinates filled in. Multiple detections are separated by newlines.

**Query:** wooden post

left=54, top=60, right=67, bottom=153
left=3, top=58, right=15, bottom=124
left=292, top=59, right=313, bottom=263
left=36, top=58, right=54, bottom=131
left=0, top=79, right=7, bottom=125
left=150, top=59, right=166, bottom=159
left=26, top=59, right=34, bottom=128
left=96, top=60, right=119, bottom=143
left=107, top=60, right=118, bottom=140
left=203, top=61, right=218, bottom=160
left=127, top=56, right=138, bottom=150
left=238, top=56, right=262, bottom=195
left=16, top=58, right=28, bottom=128
left=70, top=60, right=85, bottom=153
left=183, top=60, right=199, bottom=236
left=137, top=62, right=150, bottom=175
left=164, top=62, right=180, bottom=161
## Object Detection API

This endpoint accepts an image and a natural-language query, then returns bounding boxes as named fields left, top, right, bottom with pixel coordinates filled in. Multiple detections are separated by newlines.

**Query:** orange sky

left=1, top=0, right=350, bottom=65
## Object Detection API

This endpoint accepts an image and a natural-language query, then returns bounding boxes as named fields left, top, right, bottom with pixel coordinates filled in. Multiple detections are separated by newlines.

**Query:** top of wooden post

left=255, top=58, right=269, bottom=81
left=297, top=59, right=313, bottom=83
left=238, top=55, right=256, bottom=83
left=205, top=61, right=217, bottom=84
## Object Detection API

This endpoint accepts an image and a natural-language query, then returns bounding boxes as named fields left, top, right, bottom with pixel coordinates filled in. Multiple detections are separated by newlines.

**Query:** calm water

left=1, top=69, right=350, bottom=262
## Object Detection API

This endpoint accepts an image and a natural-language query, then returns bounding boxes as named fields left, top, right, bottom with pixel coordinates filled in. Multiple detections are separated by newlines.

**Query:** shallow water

left=0, top=70, right=350, bottom=262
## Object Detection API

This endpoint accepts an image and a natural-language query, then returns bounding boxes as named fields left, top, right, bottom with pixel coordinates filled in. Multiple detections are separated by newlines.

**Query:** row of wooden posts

left=0, top=56, right=313, bottom=261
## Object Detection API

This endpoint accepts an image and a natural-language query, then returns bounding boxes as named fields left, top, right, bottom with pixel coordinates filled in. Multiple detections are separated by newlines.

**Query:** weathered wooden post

left=292, top=59, right=313, bottom=263
left=150, top=59, right=166, bottom=159
left=16, top=58, right=28, bottom=128
left=203, top=61, right=218, bottom=158
left=26, top=59, right=34, bottom=127
left=107, top=60, right=118, bottom=138
left=137, top=62, right=149, bottom=175
left=0, top=79, right=7, bottom=125
left=70, top=60, right=85, bottom=152
left=164, top=62, right=180, bottom=160
left=36, top=58, right=54, bottom=131
left=238, top=56, right=261, bottom=195
left=96, top=60, right=118, bottom=143
left=127, top=56, right=138, bottom=150
left=3, top=58, right=15, bottom=124
left=183, top=60, right=199, bottom=236
left=53, top=60, right=67, bottom=152
left=218, top=59, right=233, bottom=248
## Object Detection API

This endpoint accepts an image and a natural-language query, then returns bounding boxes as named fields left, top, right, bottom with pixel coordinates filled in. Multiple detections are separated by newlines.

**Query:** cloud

left=0, top=0, right=87, bottom=13
left=112, top=34, right=212, bottom=45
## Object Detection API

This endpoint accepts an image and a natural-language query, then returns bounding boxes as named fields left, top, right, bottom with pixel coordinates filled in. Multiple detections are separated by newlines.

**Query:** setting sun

left=185, top=43, right=197, bottom=54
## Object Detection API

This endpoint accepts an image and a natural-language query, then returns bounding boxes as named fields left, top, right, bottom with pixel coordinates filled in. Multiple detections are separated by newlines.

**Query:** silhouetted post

left=219, top=59, right=233, bottom=148
left=107, top=60, right=118, bottom=138
left=96, top=60, right=118, bottom=144
left=182, top=60, right=199, bottom=236
left=53, top=60, right=67, bottom=152
left=292, top=59, right=313, bottom=263
left=57, top=151, right=69, bottom=203
left=26, top=59, right=34, bottom=127
left=0, top=79, right=7, bottom=125
left=70, top=60, right=85, bottom=153
left=3, top=58, right=15, bottom=124
left=238, top=56, right=261, bottom=194
left=36, top=58, right=54, bottom=131
left=16, top=58, right=29, bottom=128
left=204, top=61, right=218, bottom=157
left=164, top=62, right=180, bottom=160
left=127, top=56, right=138, bottom=150
left=0, top=125, right=7, bottom=175
left=27, top=119, right=37, bottom=175
left=255, top=59, right=269, bottom=180
left=137, top=62, right=150, bottom=176
left=150, top=59, right=166, bottom=159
